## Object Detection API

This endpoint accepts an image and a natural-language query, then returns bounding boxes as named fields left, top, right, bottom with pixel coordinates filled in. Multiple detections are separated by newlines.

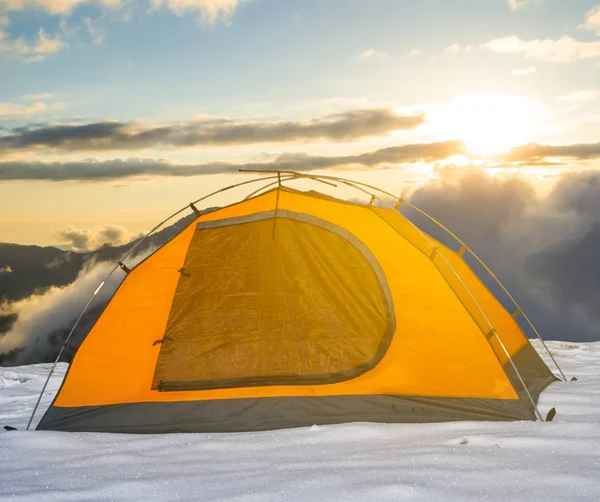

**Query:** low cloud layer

left=57, top=224, right=143, bottom=251
left=410, top=168, right=600, bottom=342
left=0, top=109, right=425, bottom=153
left=0, top=244, right=156, bottom=364
left=0, top=261, right=120, bottom=361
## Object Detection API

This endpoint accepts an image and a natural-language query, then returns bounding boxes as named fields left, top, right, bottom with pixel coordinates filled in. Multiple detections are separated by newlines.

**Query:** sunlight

left=430, top=94, right=547, bottom=156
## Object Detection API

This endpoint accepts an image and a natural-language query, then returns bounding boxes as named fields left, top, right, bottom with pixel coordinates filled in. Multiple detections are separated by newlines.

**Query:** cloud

left=408, top=49, right=421, bottom=57
left=0, top=0, right=122, bottom=15
left=22, top=93, right=53, bottom=101
left=507, top=0, right=542, bottom=11
left=0, top=266, right=13, bottom=274
left=57, top=224, right=143, bottom=251
left=511, top=65, right=537, bottom=76
left=555, top=89, right=600, bottom=102
left=0, top=251, right=146, bottom=363
left=0, top=27, right=67, bottom=62
left=358, top=48, right=387, bottom=59
left=444, top=44, right=461, bottom=55
left=23, top=54, right=44, bottom=63
left=410, top=167, right=600, bottom=342
left=579, top=4, right=600, bottom=33
left=1, top=1, right=245, bottom=56
left=0, top=109, right=426, bottom=153
left=0, top=100, right=53, bottom=118
left=483, top=35, right=600, bottom=63
left=82, top=16, right=104, bottom=45
left=150, top=0, right=248, bottom=24
left=1, top=138, right=600, bottom=182
left=0, top=140, right=466, bottom=181
left=503, top=141, right=600, bottom=163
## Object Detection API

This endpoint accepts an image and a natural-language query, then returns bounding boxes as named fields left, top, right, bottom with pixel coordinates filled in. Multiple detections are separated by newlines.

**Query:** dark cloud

left=57, top=224, right=142, bottom=252
left=503, top=142, right=600, bottom=163
left=0, top=140, right=465, bottom=181
left=0, top=109, right=426, bottom=153
left=409, top=168, right=600, bottom=342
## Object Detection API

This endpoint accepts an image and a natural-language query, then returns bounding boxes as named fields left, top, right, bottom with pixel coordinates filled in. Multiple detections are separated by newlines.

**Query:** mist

left=410, top=168, right=600, bottom=342
left=0, top=247, right=155, bottom=366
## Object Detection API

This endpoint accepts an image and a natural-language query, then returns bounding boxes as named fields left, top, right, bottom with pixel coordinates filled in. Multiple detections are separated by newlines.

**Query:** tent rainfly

left=34, top=172, right=562, bottom=433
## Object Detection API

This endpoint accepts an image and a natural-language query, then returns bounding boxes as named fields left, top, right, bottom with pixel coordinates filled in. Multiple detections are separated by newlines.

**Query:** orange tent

left=37, top=175, right=559, bottom=433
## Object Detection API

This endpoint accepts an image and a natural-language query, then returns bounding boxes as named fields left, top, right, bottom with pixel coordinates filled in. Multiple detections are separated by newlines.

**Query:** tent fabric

left=37, top=186, right=557, bottom=433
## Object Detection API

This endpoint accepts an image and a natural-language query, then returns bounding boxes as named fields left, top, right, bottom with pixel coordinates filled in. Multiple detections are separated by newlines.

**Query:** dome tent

left=33, top=171, right=562, bottom=433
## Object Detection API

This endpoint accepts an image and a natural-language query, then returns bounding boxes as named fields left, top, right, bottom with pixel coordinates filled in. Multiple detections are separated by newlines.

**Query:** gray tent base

left=37, top=389, right=555, bottom=434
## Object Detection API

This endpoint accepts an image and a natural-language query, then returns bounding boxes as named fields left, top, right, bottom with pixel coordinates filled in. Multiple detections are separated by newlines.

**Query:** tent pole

left=272, top=172, right=546, bottom=421
left=25, top=174, right=285, bottom=430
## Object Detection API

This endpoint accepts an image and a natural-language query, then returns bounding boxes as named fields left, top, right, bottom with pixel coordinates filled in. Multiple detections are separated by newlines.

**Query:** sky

left=1, top=0, right=600, bottom=247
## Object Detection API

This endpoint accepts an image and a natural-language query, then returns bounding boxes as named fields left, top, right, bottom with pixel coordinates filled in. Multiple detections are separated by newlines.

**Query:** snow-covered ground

left=1, top=341, right=599, bottom=501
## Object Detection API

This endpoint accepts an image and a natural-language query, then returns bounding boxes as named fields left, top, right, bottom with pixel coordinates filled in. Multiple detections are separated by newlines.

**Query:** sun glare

left=430, top=94, right=545, bottom=156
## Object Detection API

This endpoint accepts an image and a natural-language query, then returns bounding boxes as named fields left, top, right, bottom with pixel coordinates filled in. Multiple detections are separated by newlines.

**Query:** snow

left=1, top=341, right=599, bottom=501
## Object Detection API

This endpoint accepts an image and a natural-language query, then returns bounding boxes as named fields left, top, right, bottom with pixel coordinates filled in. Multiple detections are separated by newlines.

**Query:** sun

left=430, top=94, right=545, bottom=156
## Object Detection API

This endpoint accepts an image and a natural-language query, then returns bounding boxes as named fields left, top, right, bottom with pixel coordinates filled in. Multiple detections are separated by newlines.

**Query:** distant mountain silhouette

left=0, top=213, right=197, bottom=303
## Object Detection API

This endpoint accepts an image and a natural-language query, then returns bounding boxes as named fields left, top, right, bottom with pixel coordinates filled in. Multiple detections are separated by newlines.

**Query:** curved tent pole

left=25, top=174, right=286, bottom=430
left=241, top=169, right=566, bottom=382
left=300, top=175, right=545, bottom=422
